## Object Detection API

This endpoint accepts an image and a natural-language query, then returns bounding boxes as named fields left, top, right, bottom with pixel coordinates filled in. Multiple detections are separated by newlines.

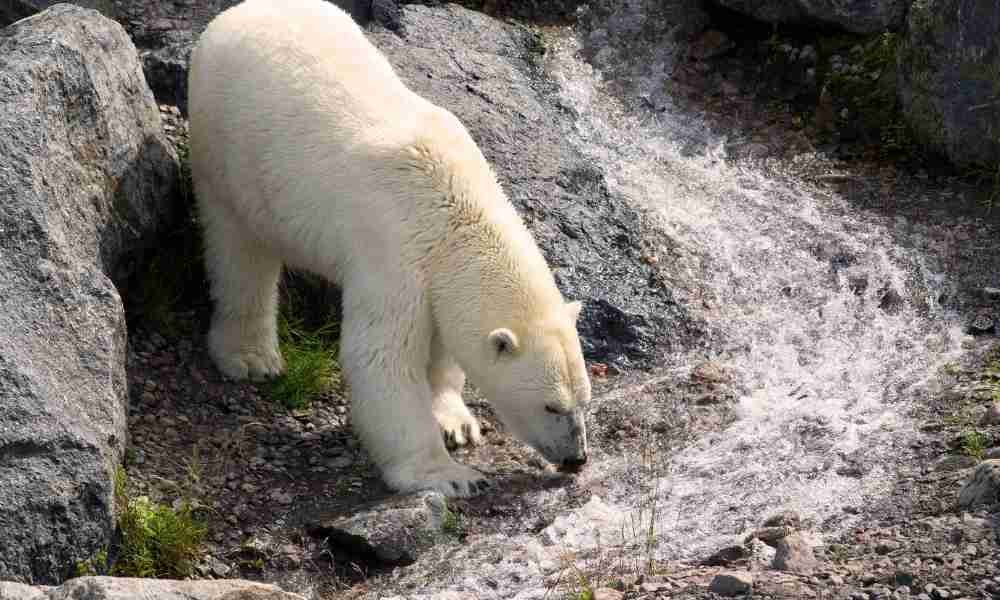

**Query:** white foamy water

left=543, top=30, right=968, bottom=560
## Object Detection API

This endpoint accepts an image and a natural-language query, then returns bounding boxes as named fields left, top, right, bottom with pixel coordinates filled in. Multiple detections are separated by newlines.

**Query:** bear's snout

left=559, top=453, right=588, bottom=473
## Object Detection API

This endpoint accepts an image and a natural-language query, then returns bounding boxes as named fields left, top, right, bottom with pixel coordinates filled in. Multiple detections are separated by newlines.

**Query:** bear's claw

left=385, top=460, right=489, bottom=498
left=434, top=402, right=482, bottom=449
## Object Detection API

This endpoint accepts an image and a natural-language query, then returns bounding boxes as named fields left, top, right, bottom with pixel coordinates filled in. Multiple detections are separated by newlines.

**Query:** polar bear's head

left=471, top=300, right=590, bottom=471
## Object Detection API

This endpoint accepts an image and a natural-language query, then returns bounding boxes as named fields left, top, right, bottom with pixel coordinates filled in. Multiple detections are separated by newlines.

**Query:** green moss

left=75, top=548, right=108, bottom=577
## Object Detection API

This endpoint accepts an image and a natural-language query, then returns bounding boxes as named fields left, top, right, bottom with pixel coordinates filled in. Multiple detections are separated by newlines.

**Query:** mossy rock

left=897, top=0, right=1000, bottom=168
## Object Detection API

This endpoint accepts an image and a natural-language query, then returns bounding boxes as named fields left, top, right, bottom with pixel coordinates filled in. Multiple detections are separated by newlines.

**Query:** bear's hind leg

left=200, top=203, right=285, bottom=381
left=343, top=292, right=488, bottom=497
left=429, top=350, right=482, bottom=449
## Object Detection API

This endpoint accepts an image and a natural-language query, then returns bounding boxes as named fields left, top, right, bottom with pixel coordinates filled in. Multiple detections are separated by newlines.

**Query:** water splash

left=542, top=26, right=968, bottom=560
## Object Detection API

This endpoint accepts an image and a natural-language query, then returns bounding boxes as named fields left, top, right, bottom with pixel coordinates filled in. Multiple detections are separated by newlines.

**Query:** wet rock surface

left=712, top=0, right=906, bottom=34
left=305, top=492, right=449, bottom=568
left=897, top=0, right=1000, bottom=168
left=0, top=5, right=179, bottom=583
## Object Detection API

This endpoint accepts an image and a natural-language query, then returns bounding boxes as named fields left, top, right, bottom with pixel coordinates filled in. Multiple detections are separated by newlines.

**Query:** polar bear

left=188, top=0, right=590, bottom=496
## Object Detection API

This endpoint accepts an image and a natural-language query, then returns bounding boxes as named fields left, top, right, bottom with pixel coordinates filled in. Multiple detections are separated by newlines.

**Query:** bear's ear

left=566, top=300, right=583, bottom=322
left=488, top=328, right=519, bottom=356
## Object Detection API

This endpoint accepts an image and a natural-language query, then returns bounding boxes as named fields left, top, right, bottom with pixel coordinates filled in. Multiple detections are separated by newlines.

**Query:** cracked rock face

left=0, top=5, right=179, bottom=583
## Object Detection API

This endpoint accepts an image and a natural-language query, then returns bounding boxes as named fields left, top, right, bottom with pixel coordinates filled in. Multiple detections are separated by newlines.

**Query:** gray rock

left=592, top=588, right=624, bottom=600
left=981, top=402, right=1000, bottom=426
left=897, top=0, right=1000, bottom=167
left=306, top=491, right=449, bottom=567
left=709, top=571, right=754, bottom=596
left=763, top=510, right=802, bottom=528
left=0, top=5, right=179, bottom=583
left=773, top=532, right=820, bottom=574
left=958, top=459, right=1000, bottom=509
left=712, top=0, right=906, bottom=34
left=0, top=577, right=305, bottom=599
left=370, top=4, right=703, bottom=366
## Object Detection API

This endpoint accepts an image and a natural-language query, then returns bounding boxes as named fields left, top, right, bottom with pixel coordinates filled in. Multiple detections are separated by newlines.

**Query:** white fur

left=188, top=0, right=590, bottom=497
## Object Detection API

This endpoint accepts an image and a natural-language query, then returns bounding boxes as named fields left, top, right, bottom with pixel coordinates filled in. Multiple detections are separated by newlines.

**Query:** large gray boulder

left=0, top=577, right=306, bottom=599
left=897, top=0, right=1000, bottom=168
left=711, top=0, right=906, bottom=34
left=0, top=5, right=179, bottom=583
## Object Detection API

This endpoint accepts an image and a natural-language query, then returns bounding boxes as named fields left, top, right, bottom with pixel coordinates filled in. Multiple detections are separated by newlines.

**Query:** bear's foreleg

left=200, top=202, right=285, bottom=380
left=428, top=346, right=482, bottom=449
left=342, top=290, right=489, bottom=497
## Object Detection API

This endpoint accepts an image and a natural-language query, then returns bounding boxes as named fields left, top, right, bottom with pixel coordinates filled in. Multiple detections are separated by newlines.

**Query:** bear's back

left=190, top=0, right=421, bottom=140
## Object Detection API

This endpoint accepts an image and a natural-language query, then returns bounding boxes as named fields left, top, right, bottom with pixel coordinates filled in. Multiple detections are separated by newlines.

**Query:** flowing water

left=540, top=23, right=971, bottom=559
left=384, top=4, right=986, bottom=597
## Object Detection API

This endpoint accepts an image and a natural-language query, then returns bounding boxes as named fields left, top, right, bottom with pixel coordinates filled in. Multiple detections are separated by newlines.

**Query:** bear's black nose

left=559, top=454, right=588, bottom=473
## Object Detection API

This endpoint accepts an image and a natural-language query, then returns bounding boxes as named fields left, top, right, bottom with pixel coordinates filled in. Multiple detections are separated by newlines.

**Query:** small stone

left=875, top=539, right=901, bottom=554
left=709, top=571, right=753, bottom=596
left=589, top=362, right=608, bottom=379
left=593, top=588, right=623, bottom=600
left=328, top=455, right=353, bottom=469
left=206, top=556, right=230, bottom=577
left=958, top=460, right=1000, bottom=508
left=773, top=532, right=819, bottom=574
left=763, top=510, right=802, bottom=529
left=936, top=455, right=979, bottom=472
left=981, top=402, right=1000, bottom=425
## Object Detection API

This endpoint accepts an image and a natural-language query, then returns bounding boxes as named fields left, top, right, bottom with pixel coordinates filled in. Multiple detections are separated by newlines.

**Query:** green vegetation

left=268, top=289, right=343, bottom=410
left=439, top=504, right=463, bottom=537
left=75, top=548, right=109, bottom=577
left=819, top=32, right=920, bottom=158
left=77, top=465, right=206, bottom=578
left=960, top=430, right=987, bottom=461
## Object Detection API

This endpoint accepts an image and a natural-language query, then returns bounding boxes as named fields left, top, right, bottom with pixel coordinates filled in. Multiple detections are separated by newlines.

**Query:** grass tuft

left=269, top=304, right=342, bottom=410
left=110, top=465, right=206, bottom=578
left=960, top=430, right=987, bottom=461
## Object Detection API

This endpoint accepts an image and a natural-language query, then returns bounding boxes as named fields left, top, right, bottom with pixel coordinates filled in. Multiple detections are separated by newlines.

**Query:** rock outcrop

left=712, top=0, right=906, bottom=34
left=0, top=5, right=179, bottom=583
left=897, top=0, right=1000, bottom=168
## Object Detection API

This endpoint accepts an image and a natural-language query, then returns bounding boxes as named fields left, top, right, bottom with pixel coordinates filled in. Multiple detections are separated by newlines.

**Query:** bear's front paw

left=433, top=394, right=482, bottom=450
left=208, top=328, right=285, bottom=381
left=385, top=460, right=490, bottom=498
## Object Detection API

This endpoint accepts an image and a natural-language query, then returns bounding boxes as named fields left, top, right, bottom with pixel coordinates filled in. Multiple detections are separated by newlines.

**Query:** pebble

left=709, top=571, right=753, bottom=596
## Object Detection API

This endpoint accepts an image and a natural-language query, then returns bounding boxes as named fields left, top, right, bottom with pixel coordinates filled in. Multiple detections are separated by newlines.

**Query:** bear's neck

left=430, top=198, right=563, bottom=332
